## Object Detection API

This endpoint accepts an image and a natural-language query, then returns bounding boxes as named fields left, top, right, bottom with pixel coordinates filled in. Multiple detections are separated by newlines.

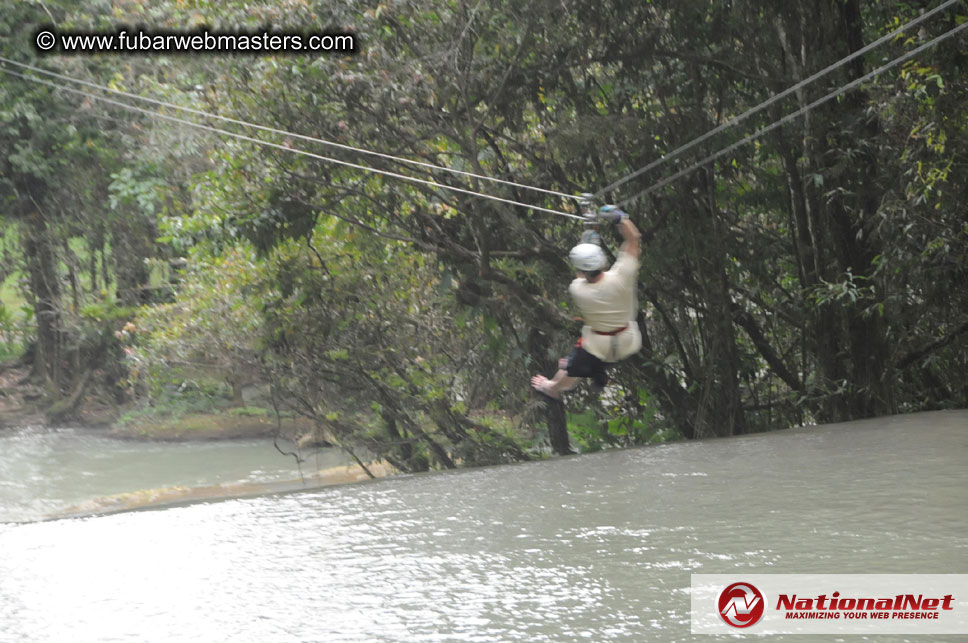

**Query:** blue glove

left=598, top=205, right=629, bottom=225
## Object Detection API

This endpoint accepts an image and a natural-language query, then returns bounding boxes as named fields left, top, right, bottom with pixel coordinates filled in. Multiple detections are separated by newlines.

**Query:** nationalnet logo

left=692, top=574, right=968, bottom=635
left=718, top=582, right=765, bottom=627
left=776, top=589, right=955, bottom=620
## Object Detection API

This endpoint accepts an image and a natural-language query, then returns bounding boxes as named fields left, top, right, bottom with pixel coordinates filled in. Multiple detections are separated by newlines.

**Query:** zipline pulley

left=577, top=192, right=603, bottom=246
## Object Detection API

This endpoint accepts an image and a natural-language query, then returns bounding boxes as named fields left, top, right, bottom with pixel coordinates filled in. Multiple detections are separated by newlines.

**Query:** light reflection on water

left=0, top=410, right=966, bottom=642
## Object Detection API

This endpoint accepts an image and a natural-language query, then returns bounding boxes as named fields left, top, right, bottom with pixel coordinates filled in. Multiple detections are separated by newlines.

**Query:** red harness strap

left=591, top=325, right=628, bottom=336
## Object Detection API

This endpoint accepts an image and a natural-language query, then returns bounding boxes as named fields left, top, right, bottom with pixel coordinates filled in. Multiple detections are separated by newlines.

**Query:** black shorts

left=565, top=342, right=608, bottom=388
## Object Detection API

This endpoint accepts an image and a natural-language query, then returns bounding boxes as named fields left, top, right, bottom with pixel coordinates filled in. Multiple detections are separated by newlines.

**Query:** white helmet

left=569, top=243, right=607, bottom=272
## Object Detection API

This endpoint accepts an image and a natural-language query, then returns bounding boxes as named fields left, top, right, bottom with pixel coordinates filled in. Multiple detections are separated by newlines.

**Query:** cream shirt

left=568, top=250, right=642, bottom=362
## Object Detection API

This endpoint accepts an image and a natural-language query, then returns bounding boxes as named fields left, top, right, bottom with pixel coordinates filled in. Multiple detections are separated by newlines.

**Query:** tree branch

left=898, top=319, right=968, bottom=370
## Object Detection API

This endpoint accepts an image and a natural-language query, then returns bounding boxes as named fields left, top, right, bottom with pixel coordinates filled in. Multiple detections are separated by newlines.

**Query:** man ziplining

left=531, top=206, right=642, bottom=399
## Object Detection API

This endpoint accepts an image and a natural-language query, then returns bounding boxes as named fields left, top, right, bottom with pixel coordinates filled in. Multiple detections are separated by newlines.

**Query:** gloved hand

left=598, top=205, right=629, bottom=225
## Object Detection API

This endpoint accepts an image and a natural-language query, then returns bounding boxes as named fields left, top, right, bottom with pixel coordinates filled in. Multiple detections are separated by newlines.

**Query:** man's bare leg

left=531, top=368, right=578, bottom=399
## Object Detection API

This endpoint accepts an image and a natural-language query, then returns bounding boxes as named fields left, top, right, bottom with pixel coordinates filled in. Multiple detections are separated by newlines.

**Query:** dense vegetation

left=1, top=1, right=965, bottom=469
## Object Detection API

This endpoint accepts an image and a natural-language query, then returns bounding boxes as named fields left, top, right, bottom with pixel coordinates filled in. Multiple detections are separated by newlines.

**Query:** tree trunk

left=526, top=327, right=574, bottom=455
left=228, top=376, right=245, bottom=407
left=46, top=368, right=91, bottom=425
left=685, top=175, right=747, bottom=437
left=382, top=413, right=421, bottom=472
left=545, top=396, right=574, bottom=455
left=629, top=309, right=699, bottom=440
left=23, top=212, right=62, bottom=391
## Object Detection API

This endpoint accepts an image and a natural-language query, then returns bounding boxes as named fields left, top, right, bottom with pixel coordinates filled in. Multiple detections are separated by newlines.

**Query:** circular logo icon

left=718, top=582, right=765, bottom=628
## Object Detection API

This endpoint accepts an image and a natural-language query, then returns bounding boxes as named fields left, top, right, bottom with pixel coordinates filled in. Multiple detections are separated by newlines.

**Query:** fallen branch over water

left=52, top=460, right=395, bottom=520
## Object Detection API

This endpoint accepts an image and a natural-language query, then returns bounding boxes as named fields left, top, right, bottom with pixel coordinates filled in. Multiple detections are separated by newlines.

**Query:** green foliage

left=567, top=385, right=677, bottom=453
left=116, top=384, right=227, bottom=428
left=3, top=0, right=967, bottom=443
left=108, top=167, right=165, bottom=217
left=567, top=410, right=607, bottom=453
left=250, top=227, right=532, bottom=470
left=125, top=245, right=264, bottom=400
left=809, top=270, right=874, bottom=308
left=80, top=302, right=137, bottom=323
left=228, top=406, right=269, bottom=417
left=0, top=300, right=32, bottom=361
left=143, top=0, right=966, bottom=442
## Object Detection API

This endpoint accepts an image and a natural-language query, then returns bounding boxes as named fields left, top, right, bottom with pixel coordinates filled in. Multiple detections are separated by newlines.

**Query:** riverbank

left=0, top=362, right=317, bottom=442
left=0, top=364, right=45, bottom=427
left=108, top=409, right=317, bottom=442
